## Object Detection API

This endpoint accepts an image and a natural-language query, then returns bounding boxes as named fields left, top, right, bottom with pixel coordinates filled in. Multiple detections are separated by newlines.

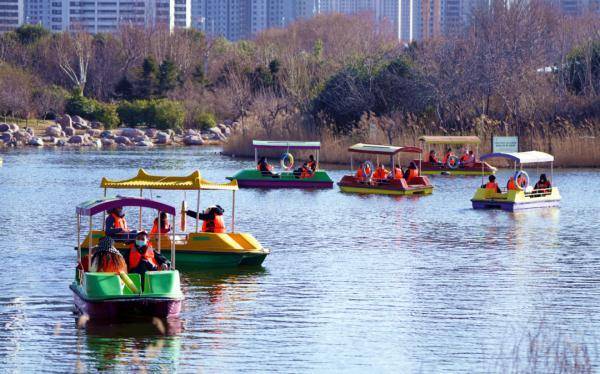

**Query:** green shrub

left=65, top=91, right=119, bottom=128
left=94, top=103, right=119, bottom=129
left=194, top=111, right=216, bottom=130
left=117, top=99, right=184, bottom=130
left=117, top=100, right=149, bottom=127
left=148, top=99, right=185, bottom=130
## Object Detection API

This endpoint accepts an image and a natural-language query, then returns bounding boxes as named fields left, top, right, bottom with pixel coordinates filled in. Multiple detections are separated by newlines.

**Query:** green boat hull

left=79, top=248, right=268, bottom=269
left=227, top=169, right=334, bottom=188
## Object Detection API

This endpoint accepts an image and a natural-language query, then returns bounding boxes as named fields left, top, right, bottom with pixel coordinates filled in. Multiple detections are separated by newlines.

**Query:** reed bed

left=223, top=116, right=600, bottom=167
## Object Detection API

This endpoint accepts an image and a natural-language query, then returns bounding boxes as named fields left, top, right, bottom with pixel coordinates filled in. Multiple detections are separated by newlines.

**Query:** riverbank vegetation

left=0, top=0, right=598, bottom=164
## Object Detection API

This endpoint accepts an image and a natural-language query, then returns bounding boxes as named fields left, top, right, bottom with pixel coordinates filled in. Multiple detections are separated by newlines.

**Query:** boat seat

left=122, top=273, right=142, bottom=295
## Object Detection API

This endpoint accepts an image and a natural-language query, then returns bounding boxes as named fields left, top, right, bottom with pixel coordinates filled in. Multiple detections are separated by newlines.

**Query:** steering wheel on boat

left=362, top=161, right=374, bottom=180
left=280, top=152, right=294, bottom=171
left=513, top=170, right=529, bottom=191
left=446, top=156, right=460, bottom=169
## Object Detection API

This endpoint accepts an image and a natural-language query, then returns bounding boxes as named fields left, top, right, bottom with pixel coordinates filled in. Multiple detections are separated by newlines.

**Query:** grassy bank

left=223, top=117, right=600, bottom=168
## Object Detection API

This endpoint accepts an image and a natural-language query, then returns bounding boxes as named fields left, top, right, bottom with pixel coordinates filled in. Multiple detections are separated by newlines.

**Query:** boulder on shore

left=68, top=135, right=85, bottom=144
left=101, top=138, right=116, bottom=147
left=121, top=128, right=145, bottom=138
left=183, top=135, right=204, bottom=146
left=1, top=132, right=13, bottom=143
left=56, top=139, right=67, bottom=147
left=46, top=125, right=63, bottom=137
left=156, top=131, right=170, bottom=144
left=28, top=137, right=44, bottom=146
left=145, top=128, right=158, bottom=138
left=58, top=115, right=72, bottom=129
left=136, top=140, right=154, bottom=147
left=0, top=123, right=10, bottom=132
left=64, top=127, right=75, bottom=136
left=114, top=135, right=133, bottom=145
left=100, top=130, right=114, bottom=139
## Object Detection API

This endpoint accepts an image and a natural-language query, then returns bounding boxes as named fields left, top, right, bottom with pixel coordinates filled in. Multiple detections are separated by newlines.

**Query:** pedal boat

left=77, top=169, right=269, bottom=269
left=71, top=197, right=183, bottom=320
left=414, top=136, right=496, bottom=176
left=227, top=140, right=334, bottom=189
left=337, top=143, right=433, bottom=195
left=471, top=151, right=560, bottom=211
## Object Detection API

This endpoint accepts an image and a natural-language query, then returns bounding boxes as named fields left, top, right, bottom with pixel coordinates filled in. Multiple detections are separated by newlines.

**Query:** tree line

left=0, top=0, right=597, bottom=134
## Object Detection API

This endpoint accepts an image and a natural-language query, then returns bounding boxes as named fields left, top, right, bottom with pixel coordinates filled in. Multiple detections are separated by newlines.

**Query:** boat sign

left=492, top=136, right=518, bottom=153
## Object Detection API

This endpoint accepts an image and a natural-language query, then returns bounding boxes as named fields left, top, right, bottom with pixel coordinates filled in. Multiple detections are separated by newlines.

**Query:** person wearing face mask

left=105, top=207, right=137, bottom=240
left=126, top=231, right=169, bottom=276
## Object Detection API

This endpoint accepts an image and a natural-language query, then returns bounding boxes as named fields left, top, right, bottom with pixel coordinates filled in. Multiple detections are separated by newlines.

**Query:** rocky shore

left=0, top=114, right=239, bottom=149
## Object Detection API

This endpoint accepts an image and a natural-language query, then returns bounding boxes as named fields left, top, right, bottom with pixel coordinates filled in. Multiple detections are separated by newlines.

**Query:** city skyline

left=7, top=0, right=600, bottom=40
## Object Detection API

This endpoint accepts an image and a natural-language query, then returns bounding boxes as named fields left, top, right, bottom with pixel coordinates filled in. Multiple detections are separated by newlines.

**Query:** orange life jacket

left=355, top=168, right=365, bottom=182
left=536, top=181, right=551, bottom=190
left=128, top=243, right=158, bottom=270
left=393, top=167, right=403, bottom=180
left=373, top=167, right=388, bottom=180
left=406, top=168, right=419, bottom=181
left=485, top=181, right=499, bottom=190
left=300, top=166, right=312, bottom=178
left=202, top=215, right=226, bottom=233
left=507, top=177, right=516, bottom=190
left=150, top=219, right=171, bottom=235
left=307, top=161, right=316, bottom=171
left=460, top=154, right=469, bottom=162
left=111, top=213, right=129, bottom=231
left=442, top=152, right=454, bottom=164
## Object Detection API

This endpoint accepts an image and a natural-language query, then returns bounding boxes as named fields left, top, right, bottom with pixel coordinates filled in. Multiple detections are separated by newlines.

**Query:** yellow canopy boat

left=77, top=169, right=269, bottom=268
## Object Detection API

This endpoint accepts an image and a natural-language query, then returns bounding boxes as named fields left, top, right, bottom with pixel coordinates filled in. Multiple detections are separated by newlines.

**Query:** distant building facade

left=0, top=0, right=23, bottom=31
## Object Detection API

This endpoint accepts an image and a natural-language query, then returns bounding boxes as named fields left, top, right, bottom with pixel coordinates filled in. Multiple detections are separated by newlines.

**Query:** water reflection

left=77, top=319, right=183, bottom=372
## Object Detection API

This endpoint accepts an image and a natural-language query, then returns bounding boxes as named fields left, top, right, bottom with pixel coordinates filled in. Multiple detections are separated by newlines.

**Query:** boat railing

left=524, top=188, right=553, bottom=198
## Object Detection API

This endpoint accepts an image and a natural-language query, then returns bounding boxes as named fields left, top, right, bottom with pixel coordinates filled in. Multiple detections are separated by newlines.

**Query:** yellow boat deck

left=79, top=230, right=267, bottom=254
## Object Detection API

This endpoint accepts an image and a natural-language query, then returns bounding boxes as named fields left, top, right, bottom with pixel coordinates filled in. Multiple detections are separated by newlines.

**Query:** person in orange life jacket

left=372, top=162, right=389, bottom=180
left=507, top=174, right=527, bottom=190
left=484, top=175, right=502, bottom=193
left=403, top=162, right=419, bottom=181
left=299, top=163, right=313, bottom=178
left=534, top=173, right=552, bottom=190
left=355, top=162, right=371, bottom=182
left=257, top=157, right=278, bottom=177
left=390, top=165, right=403, bottom=180
left=126, top=231, right=169, bottom=275
left=105, top=207, right=137, bottom=240
left=150, top=211, right=171, bottom=237
left=186, top=205, right=226, bottom=233
left=428, top=150, right=440, bottom=164
left=462, top=150, right=476, bottom=167
left=307, top=155, right=317, bottom=172
left=442, top=148, right=455, bottom=164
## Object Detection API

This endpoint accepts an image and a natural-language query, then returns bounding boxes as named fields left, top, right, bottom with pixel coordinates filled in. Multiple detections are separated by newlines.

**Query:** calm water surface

left=0, top=147, right=598, bottom=373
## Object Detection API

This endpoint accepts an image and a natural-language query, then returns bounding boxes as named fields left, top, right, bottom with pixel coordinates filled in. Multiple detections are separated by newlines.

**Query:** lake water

left=0, top=147, right=598, bottom=373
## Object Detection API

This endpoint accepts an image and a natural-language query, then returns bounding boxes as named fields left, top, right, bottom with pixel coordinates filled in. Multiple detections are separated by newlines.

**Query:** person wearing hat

left=186, top=205, right=226, bottom=233
left=90, top=236, right=127, bottom=273
left=126, top=231, right=169, bottom=276
left=534, top=173, right=552, bottom=191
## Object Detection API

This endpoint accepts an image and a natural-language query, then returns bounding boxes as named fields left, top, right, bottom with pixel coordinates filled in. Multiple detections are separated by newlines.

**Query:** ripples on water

left=0, top=147, right=598, bottom=372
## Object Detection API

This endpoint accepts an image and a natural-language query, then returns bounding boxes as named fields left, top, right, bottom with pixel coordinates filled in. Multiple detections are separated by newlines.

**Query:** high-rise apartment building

left=0, top=0, right=23, bottom=31
left=45, top=0, right=190, bottom=32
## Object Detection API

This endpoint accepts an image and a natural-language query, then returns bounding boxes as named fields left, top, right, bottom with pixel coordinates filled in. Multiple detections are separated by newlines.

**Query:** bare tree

left=55, top=30, right=93, bottom=93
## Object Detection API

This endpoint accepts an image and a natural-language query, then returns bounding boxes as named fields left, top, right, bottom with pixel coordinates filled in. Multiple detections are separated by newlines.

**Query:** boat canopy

left=252, top=140, right=321, bottom=150
left=101, top=169, right=238, bottom=191
left=480, top=151, right=554, bottom=164
left=348, top=143, right=422, bottom=155
left=418, top=136, right=481, bottom=145
left=77, top=196, right=176, bottom=217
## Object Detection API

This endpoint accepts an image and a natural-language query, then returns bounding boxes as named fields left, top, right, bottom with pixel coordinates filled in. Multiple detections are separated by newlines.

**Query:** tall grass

left=223, top=116, right=600, bottom=167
